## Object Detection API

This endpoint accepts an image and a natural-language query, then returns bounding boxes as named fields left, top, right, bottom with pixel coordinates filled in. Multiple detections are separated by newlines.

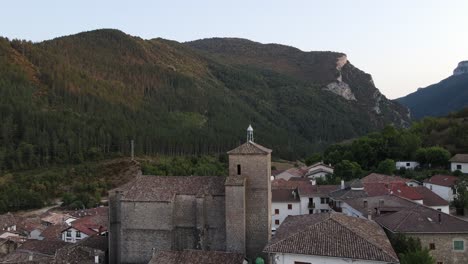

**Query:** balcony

left=308, top=202, right=315, bottom=209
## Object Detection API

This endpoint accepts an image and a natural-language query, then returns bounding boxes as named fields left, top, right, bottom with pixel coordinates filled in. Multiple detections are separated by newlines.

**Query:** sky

left=1, top=0, right=467, bottom=99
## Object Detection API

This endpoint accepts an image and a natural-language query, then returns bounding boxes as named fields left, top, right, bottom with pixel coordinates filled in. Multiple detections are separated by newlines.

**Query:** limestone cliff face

left=453, top=61, right=468, bottom=76
left=324, top=55, right=356, bottom=101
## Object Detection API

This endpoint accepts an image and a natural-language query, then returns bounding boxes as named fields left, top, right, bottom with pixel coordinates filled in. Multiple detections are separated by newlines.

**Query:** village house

left=395, top=161, right=420, bottom=170
left=423, top=174, right=459, bottom=201
left=0, top=238, right=17, bottom=257
left=263, top=212, right=399, bottom=264
left=109, top=127, right=272, bottom=264
left=61, top=210, right=108, bottom=243
left=0, top=213, right=16, bottom=233
left=55, top=235, right=108, bottom=264
left=149, top=249, right=248, bottom=264
left=271, top=189, right=300, bottom=230
left=450, top=154, right=468, bottom=173
left=0, top=239, right=68, bottom=263
left=342, top=195, right=468, bottom=264
left=273, top=167, right=307, bottom=180
left=304, top=162, right=334, bottom=179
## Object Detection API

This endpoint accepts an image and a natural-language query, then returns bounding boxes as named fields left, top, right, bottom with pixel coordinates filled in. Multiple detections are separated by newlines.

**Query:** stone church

left=109, top=127, right=272, bottom=264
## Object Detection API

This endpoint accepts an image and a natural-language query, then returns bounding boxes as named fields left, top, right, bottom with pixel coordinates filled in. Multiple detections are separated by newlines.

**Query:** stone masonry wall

left=229, top=153, right=272, bottom=261
left=410, top=233, right=468, bottom=264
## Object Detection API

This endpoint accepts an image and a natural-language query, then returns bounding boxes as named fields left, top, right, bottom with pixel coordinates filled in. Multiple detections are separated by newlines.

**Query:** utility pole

left=131, top=140, right=134, bottom=160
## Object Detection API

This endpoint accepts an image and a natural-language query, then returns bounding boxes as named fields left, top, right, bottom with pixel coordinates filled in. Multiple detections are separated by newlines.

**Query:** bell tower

left=225, top=125, right=272, bottom=261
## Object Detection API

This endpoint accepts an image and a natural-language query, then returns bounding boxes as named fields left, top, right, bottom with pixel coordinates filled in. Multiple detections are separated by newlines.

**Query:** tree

left=453, top=176, right=468, bottom=215
left=390, top=233, right=435, bottom=264
left=376, top=159, right=395, bottom=175
left=425, top=147, right=451, bottom=167
left=399, top=249, right=435, bottom=264
left=305, top=153, right=322, bottom=166
left=334, top=160, right=363, bottom=181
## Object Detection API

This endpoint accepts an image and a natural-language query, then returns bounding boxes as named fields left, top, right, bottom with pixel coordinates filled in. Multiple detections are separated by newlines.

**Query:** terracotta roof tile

left=17, top=239, right=68, bottom=256
left=227, top=142, right=272, bottom=155
left=450, top=154, right=468, bottom=163
left=115, top=175, right=226, bottom=202
left=361, top=173, right=409, bottom=184
left=149, top=249, right=246, bottom=264
left=412, top=186, right=449, bottom=206
left=264, top=213, right=399, bottom=263
left=298, top=185, right=339, bottom=197
left=272, top=189, right=300, bottom=202
left=423, top=174, right=458, bottom=187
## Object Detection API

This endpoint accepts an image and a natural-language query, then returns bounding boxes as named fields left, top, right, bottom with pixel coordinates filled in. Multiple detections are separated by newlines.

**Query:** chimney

left=341, top=180, right=345, bottom=190
left=438, top=213, right=442, bottom=224
left=363, top=200, right=368, bottom=208
left=311, top=179, right=316, bottom=186
left=367, top=209, right=372, bottom=220
left=94, top=251, right=99, bottom=264
left=292, top=190, right=297, bottom=199
left=28, top=253, right=33, bottom=261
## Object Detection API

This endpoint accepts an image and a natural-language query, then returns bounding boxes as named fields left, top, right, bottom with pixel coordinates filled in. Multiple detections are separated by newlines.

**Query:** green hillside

left=396, top=73, right=468, bottom=119
left=0, top=29, right=409, bottom=173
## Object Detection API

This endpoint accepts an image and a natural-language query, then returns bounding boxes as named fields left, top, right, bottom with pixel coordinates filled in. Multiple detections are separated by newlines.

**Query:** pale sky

left=1, top=0, right=467, bottom=99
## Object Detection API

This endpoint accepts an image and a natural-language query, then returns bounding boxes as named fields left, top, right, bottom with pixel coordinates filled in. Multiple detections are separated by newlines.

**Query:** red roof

left=63, top=209, right=108, bottom=236
left=361, top=173, right=409, bottom=184
left=412, top=186, right=449, bottom=206
left=364, top=182, right=423, bottom=201
left=423, top=174, right=458, bottom=187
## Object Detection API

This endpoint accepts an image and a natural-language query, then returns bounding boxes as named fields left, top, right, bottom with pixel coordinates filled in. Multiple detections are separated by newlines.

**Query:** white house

left=423, top=174, right=458, bottom=202
left=60, top=214, right=107, bottom=243
left=61, top=226, right=89, bottom=243
left=272, top=189, right=301, bottom=229
left=264, top=213, right=399, bottom=264
left=304, top=162, right=334, bottom=179
left=450, top=154, right=468, bottom=173
left=396, top=161, right=420, bottom=170
left=297, top=183, right=338, bottom=215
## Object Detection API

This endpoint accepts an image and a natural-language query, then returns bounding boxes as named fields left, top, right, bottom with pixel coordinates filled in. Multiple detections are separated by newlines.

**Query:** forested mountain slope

left=396, top=72, right=468, bottom=119
left=0, top=29, right=409, bottom=171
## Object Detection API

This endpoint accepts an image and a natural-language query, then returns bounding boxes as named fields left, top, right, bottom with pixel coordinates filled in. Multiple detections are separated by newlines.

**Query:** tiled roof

left=276, top=167, right=306, bottom=178
left=307, top=162, right=334, bottom=170
left=375, top=203, right=468, bottom=233
left=40, top=212, right=73, bottom=225
left=0, top=213, right=15, bottom=230
left=423, top=174, right=458, bottom=187
left=227, top=142, right=272, bottom=155
left=15, top=217, right=43, bottom=234
left=64, top=212, right=108, bottom=236
left=272, top=179, right=308, bottom=190
left=412, top=186, right=449, bottom=206
left=329, top=188, right=368, bottom=201
left=78, top=235, right=108, bottom=252
left=40, top=223, right=68, bottom=241
left=55, top=236, right=107, bottom=264
left=149, top=249, right=246, bottom=264
left=361, top=173, right=408, bottom=184
left=298, top=185, right=339, bottom=197
left=114, top=175, right=226, bottom=202
left=263, top=213, right=399, bottom=263
left=450, top=154, right=468, bottom=163
left=0, top=251, right=54, bottom=263
left=272, top=189, right=300, bottom=202
left=343, top=195, right=416, bottom=218
left=68, top=206, right=108, bottom=218
left=17, top=239, right=68, bottom=256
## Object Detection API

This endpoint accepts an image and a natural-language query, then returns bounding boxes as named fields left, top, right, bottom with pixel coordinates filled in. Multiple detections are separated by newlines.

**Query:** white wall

left=272, top=202, right=301, bottom=228
left=306, top=171, right=329, bottom=179
left=423, top=183, right=455, bottom=201
left=396, top=161, right=420, bottom=170
left=272, top=253, right=393, bottom=264
left=451, top=162, right=468, bottom=173
left=61, top=227, right=89, bottom=243
left=430, top=205, right=450, bottom=214
left=299, top=196, right=332, bottom=216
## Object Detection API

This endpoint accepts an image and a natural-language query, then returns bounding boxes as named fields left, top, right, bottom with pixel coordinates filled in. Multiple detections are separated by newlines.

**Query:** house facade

left=450, top=154, right=468, bottom=173
left=423, top=175, right=458, bottom=201
left=396, top=161, right=420, bottom=170
left=271, top=189, right=301, bottom=229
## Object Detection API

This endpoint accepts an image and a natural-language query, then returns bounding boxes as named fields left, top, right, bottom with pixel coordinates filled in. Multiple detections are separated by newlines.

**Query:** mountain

left=0, top=29, right=409, bottom=170
left=396, top=61, right=468, bottom=119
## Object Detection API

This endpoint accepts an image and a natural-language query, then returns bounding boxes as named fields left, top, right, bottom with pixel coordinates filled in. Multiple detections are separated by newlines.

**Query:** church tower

left=225, top=125, right=272, bottom=261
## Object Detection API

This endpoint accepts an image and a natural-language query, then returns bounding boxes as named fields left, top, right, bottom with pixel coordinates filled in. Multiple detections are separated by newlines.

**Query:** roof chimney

left=341, top=180, right=345, bottom=190
left=311, top=179, right=316, bottom=186
left=28, top=253, right=33, bottom=261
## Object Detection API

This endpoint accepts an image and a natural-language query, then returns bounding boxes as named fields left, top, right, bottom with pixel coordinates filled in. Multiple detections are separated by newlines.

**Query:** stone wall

left=410, top=233, right=468, bottom=264
left=229, top=153, right=272, bottom=261
left=225, top=180, right=246, bottom=253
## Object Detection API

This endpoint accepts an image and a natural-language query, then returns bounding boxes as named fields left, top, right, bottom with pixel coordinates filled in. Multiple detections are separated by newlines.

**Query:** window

left=437, top=209, right=442, bottom=211
left=76, top=231, right=81, bottom=238
left=406, top=162, right=411, bottom=167
left=275, top=209, right=279, bottom=215
left=454, top=240, right=464, bottom=251
left=288, top=204, right=292, bottom=210
left=309, top=209, right=313, bottom=214
left=453, top=187, right=457, bottom=195
left=457, top=164, right=462, bottom=170
left=429, top=243, right=435, bottom=250
left=66, top=231, right=72, bottom=237
left=320, top=197, right=329, bottom=204
left=237, top=164, right=241, bottom=175
left=275, top=220, right=280, bottom=225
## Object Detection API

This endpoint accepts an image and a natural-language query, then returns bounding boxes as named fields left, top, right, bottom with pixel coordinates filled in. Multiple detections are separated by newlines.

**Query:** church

left=109, top=126, right=272, bottom=264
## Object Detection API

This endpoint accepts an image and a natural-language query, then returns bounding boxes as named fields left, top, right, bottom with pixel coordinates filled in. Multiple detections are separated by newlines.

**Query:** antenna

left=247, top=124, right=254, bottom=142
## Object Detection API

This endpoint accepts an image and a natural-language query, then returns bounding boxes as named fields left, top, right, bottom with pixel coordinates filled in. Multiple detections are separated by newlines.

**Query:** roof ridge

left=329, top=216, right=398, bottom=261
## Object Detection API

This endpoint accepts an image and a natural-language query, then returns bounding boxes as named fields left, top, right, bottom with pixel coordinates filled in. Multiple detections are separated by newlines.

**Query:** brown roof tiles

left=227, top=141, right=272, bottom=155
left=263, top=213, right=399, bottom=263
left=450, top=154, right=468, bottom=163
left=149, top=249, right=246, bottom=264
left=423, top=174, right=458, bottom=187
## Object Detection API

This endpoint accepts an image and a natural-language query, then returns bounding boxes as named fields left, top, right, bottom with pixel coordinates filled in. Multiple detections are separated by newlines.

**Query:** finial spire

left=247, top=124, right=254, bottom=142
